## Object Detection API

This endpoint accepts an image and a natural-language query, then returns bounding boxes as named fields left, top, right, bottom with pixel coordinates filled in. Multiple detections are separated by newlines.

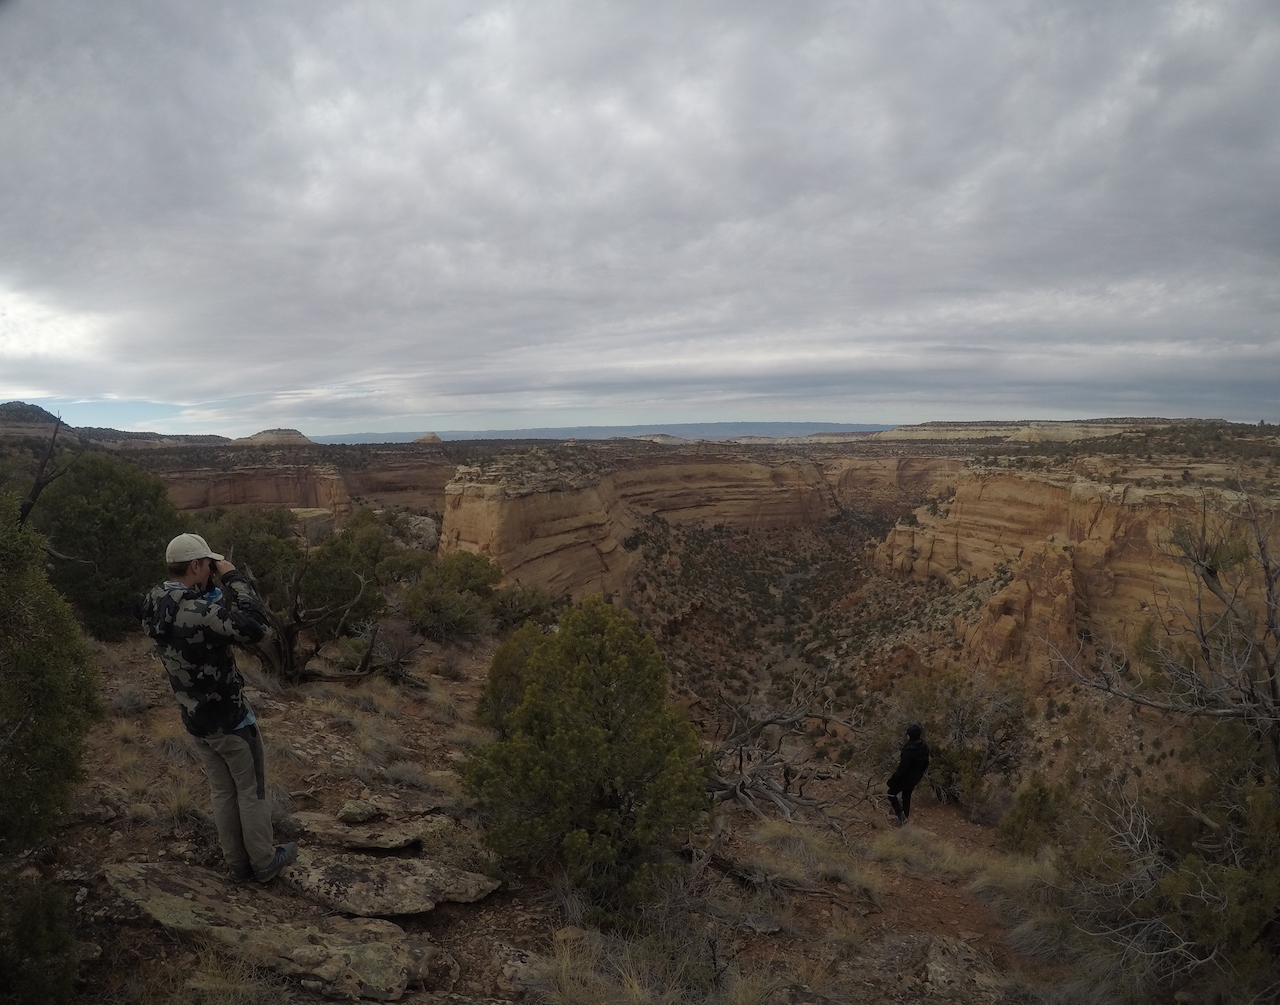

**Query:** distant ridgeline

left=313, top=422, right=896, bottom=443
left=0, top=400, right=1233, bottom=449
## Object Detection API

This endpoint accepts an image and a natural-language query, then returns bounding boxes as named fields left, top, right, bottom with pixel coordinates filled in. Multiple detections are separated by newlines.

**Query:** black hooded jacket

left=888, top=737, right=931, bottom=790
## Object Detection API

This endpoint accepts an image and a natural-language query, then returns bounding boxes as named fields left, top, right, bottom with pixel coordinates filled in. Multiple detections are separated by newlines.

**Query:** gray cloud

left=1, top=0, right=1277, bottom=433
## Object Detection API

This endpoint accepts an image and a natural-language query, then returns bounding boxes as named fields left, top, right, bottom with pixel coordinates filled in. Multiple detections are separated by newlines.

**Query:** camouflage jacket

left=140, top=572, right=273, bottom=737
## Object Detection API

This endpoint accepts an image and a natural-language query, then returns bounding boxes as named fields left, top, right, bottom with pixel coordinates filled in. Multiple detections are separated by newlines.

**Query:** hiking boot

left=228, top=862, right=254, bottom=884
left=253, top=843, right=299, bottom=884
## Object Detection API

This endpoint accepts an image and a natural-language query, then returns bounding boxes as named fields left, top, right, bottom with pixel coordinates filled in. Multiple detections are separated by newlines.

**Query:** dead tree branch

left=16, top=418, right=85, bottom=527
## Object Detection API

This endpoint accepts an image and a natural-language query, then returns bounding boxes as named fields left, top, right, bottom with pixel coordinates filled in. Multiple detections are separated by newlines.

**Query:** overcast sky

left=1, top=0, right=1277, bottom=436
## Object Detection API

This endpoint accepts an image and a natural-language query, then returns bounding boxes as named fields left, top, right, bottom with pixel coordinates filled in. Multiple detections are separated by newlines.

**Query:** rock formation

left=157, top=464, right=354, bottom=516
left=872, top=463, right=1248, bottom=679
left=441, top=453, right=963, bottom=598
left=870, top=418, right=1174, bottom=442
left=104, top=861, right=439, bottom=999
left=286, top=849, right=501, bottom=916
left=232, top=428, right=318, bottom=446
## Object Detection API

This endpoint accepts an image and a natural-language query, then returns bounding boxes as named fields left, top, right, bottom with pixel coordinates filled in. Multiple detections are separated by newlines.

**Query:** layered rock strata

left=873, top=462, right=1262, bottom=679
left=441, top=454, right=964, bottom=598
left=158, top=464, right=354, bottom=517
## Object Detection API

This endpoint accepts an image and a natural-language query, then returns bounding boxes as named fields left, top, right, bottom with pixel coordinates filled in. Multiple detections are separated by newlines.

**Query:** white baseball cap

left=166, top=533, right=224, bottom=564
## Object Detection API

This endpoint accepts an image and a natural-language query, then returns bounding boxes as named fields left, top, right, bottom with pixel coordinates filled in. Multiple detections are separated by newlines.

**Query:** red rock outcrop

left=441, top=454, right=963, bottom=598
left=873, top=464, right=1256, bottom=679
left=159, top=465, right=353, bottom=517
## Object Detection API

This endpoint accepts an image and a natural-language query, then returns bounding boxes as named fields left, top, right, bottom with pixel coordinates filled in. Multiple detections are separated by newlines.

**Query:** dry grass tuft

left=384, top=760, right=428, bottom=787
left=159, top=774, right=201, bottom=827
left=111, top=684, right=153, bottom=718
left=347, top=676, right=402, bottom=718
left=423, top=681, right=461, bottom=724
left=119, top=939, right=286, bottom=1005
left=417, top=817, right=496, bottom=874
left=747, top=819, right=884, bottom=904
left=119, top=762, right=155, bottom=799
left=112, top=718, right=143, bottom=745
left=151, top=716, right=197, bottom=763
left=353, top=718, right=407, bottom=767
left=536, top=910, right=784, bottom=1005
left=443, top=723, right=497, bottom=749
left=426, top=769, right=464, bottom=797
left=316, top=697, right=364, bottom=731
left=262, top=733, right=307, bottom=766
left=865, top=825, right=991, bottom=877
left=267, top=769, right=292, bottom=825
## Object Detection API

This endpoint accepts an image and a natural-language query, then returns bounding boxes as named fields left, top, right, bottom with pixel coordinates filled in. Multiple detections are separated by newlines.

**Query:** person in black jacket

left=887, top=723, right=930, bottom=825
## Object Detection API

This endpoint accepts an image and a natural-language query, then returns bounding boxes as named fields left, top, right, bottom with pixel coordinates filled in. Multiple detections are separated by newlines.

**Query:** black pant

left=887, top=778, right=918, bottom=820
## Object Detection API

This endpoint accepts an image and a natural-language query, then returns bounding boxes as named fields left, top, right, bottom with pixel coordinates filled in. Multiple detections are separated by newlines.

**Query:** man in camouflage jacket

left=141, top=533, right=297, bottom=883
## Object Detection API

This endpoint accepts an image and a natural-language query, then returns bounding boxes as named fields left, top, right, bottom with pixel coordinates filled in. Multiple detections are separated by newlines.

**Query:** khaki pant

left=193, top=724, right=275, bottom=874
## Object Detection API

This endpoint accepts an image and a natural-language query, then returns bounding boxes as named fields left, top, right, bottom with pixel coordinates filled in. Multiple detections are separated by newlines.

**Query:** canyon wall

left=872, top=462, right=1258, bottom=681
left=159, top=465, right=354, bottom=517
left=340, top=460, right=458, bottom=512
left=150, top=452, right=456, bottom=516
left=441, top=454, right=964, bottom=597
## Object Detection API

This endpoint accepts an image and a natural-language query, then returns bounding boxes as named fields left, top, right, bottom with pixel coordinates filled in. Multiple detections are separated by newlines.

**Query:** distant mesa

left=0, top=400, right=83, bottom=446
left=0, top=400, right=62, bottom=425
left=413, top=432, right=443, bottom=444
left=232, top=428, right=317, bottom=446
left=870, top=418, right=1176, bottom=443
left=631, top=434, right=688, bottom=444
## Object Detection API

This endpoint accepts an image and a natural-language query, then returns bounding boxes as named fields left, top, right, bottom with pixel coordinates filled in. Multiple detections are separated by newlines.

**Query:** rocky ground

left=35, top=617, right=1058, bottom=1005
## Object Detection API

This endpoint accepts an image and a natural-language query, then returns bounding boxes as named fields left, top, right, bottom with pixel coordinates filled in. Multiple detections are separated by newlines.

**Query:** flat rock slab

left=103, top=862, right=425, bottom=1000
left=291, top=811, right=452, bottom=850
left=287, top=849, right=500, bottom=916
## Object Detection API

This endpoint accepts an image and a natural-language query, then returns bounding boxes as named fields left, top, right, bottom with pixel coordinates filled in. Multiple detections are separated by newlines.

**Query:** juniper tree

left=464, top=596, right=705, bottom=907
left=1, top=493, right=98, bottom=1003
left=27, top=451, right=183, bottom=639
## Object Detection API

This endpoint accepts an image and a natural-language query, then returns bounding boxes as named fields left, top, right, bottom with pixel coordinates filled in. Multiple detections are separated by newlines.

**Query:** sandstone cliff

left=440, top=452, right=964, bottom=598
left=159, top=464, right=354, bottom=517
left=872, top=461, right=1262, bottom=680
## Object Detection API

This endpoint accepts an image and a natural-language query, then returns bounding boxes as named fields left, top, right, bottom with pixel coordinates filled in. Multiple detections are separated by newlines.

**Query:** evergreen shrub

left=29, top=452, right=184, bottom=639
left=464, top=597, right=706, bottom=908
left=1, top=493, right=98, bottom=1003
left=0, top=494, right=100, bottom=848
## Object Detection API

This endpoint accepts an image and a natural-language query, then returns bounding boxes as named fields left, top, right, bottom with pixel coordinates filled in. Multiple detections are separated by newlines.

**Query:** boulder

left=286, top=849, right=499, bottom=916
left=291, top=812, right=452, bottom=850
left=103, top=862, right=432, bottom=1000
left=338, top=799, right=381, bottom=823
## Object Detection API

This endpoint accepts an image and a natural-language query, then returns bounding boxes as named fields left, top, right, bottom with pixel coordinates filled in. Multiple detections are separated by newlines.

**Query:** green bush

left=0, top=493, right=100, bottom=850
left=198, top=506, right=386, bottom=646
left=375, top=547, right=436, bottom=586
left=438, top=551, right=502, bottom=596
left=999, top=772, right=1066, bottom=854
left=475, top=621, right=544, bottom=734
left=296, top=529, right=386, bottom=639
left=464, top=597, right=706, bottom=908
left=856, top=671, right=1027, bottom=813
left=0, top=882, right=77, bottom=1005
left=190, top=507, right=301, bottom=611
left=28, top=452, right=184, bottom=639
left=488, top=583, right=556, bottom=630
left=403, top=578, right=491, bottom=642
left=1, top=493, right=98, bottom=1003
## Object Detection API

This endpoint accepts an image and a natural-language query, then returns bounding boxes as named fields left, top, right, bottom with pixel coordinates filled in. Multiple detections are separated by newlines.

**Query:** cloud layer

left=2, top=0, right=1277, bottom=433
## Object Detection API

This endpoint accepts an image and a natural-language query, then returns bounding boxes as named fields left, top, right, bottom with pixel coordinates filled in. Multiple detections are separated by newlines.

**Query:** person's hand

left=213, top=559, right=236, bottom=576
